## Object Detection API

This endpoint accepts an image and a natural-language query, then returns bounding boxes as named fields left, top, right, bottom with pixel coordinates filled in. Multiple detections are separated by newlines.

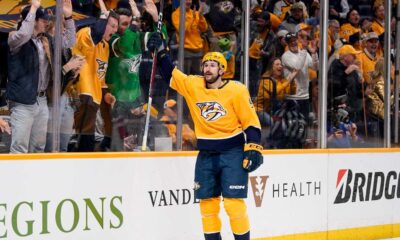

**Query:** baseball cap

left=277, top=29, right=289, bottom=38
left=364, top=31, right=379, bottom=42
left=21, top=5, right=49, bottom=21
left=285, top=32, right=297, bottom=42
left=338, top=44, right=361, bottom=57
left=164, top=99, right=177, bottom=109
left=291, top=2, right=304, bottom=10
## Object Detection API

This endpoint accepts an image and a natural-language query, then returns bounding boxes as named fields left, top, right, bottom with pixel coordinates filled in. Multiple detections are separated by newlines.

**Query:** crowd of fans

left=0, top=0, right=398, bottom=153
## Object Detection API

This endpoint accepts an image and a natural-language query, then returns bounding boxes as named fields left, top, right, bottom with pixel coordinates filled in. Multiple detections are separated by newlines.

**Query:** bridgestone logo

left=334, top=169, right=400, bottom=204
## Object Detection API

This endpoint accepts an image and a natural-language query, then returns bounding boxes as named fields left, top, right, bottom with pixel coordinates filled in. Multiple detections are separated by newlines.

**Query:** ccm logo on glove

left=243, top=143, right=264, bottom=172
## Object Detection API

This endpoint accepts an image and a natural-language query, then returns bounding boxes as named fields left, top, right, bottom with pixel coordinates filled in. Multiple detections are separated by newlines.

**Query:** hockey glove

left=243, top=143, right=263, bottom=172
left=147, top=32, right=165, bottom=53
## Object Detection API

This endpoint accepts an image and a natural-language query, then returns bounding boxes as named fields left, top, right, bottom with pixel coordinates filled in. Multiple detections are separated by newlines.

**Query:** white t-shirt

left=281, top=49, right=316, bottom=99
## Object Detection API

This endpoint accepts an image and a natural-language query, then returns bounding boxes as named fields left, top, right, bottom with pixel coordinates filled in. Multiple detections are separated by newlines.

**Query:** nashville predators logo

left=96, top=59, right=108, bottom=80
left=196, top=102, right=227, bottom=121
left=122, top=54, right=142, bottom=74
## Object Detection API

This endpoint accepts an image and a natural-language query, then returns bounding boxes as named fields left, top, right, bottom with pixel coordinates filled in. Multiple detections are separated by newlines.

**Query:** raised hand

left=31, top=0, right=41, bottom=10
left=63, top=0, right=73, bottom=18
left=143, top=0, right=158, bottom=22
left=97, top=0, right=109, bottom=17
left=199, top=2, right=205, bottom=15
left=129, top=0, right=141, bottom=18
left=308, top=39, right=317, bottom=54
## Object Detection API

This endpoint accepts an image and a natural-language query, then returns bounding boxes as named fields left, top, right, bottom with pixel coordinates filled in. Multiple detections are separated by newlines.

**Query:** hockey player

left=147, top=34, right=264, bottom=240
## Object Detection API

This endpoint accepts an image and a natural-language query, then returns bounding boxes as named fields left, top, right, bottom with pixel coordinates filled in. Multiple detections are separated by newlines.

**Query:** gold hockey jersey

left=170, top=68, right=260, bottom=145
left=72, top=27, right=109, bottom=104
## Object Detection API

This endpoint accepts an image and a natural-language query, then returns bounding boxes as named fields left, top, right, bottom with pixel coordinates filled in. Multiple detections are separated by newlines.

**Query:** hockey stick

left=141, top=0, right=164, bottom=151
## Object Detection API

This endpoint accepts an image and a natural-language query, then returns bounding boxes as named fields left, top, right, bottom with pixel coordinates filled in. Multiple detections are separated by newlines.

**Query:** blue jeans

left=45, top=93, right=74, bottom=152
left=9, top=96, right=49, bottom=153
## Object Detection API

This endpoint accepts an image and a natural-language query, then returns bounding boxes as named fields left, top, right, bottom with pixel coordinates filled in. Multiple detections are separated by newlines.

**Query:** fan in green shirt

left=105, top=0, right=167, bottom=150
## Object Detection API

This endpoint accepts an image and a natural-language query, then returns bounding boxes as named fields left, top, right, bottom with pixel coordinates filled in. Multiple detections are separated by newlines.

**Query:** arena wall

left=0, top=149, right=399, bottom=240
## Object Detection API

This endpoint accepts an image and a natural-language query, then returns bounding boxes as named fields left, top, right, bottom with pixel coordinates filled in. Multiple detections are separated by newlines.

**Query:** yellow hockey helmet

left=202, top=52, right=227, bottom=71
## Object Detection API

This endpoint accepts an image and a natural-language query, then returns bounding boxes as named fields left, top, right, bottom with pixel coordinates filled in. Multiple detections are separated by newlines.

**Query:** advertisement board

left=327, top=152, right=400, bottom=234
left=248, top=153, right=328, bottom=238
left=0, top=150, right=399, bottom=240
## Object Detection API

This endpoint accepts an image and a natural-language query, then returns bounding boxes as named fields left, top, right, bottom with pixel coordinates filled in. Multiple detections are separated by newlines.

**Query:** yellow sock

left=200, top=197, right=222, bottom=234
left=223, top=198, right=250, bottom=235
